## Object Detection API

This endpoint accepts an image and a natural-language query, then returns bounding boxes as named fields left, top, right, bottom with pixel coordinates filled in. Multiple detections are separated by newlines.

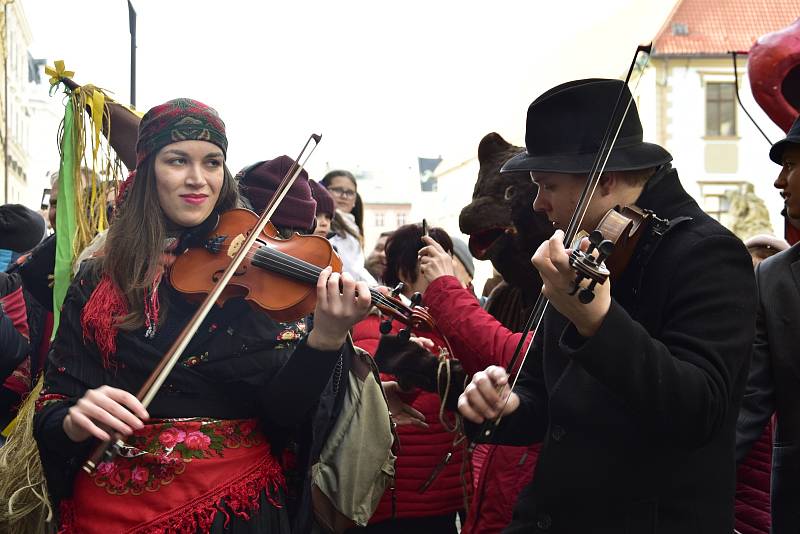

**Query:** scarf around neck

left=79, top=212, right=220, bottom=369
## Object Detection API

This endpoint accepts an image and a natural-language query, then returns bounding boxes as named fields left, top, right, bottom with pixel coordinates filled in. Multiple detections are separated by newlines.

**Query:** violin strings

left=241, top=245, right=397, bottom=314
left=203, top=242, right=408, bottom=316
left=251, top=250, right=407, bottom=315
left=232, top=248, right=406, bottom=314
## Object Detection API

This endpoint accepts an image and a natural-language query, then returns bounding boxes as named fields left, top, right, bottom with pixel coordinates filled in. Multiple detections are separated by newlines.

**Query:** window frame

left=704, top=81, right=737, bottom=138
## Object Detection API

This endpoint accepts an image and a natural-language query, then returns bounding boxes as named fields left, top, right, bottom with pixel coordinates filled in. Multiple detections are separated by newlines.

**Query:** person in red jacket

left=351, top=222, right=466, bottom=534
left=416, top=239, right=538, bottom=534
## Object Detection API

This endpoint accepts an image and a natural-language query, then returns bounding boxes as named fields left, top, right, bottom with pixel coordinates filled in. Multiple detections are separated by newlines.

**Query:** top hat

left=769, top=115, right=800, bottom=164
left=502, top=78, right=672, bottom=174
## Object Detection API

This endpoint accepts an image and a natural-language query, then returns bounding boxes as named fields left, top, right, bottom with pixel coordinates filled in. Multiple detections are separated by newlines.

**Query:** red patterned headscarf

left=135, top=98, right=227, bottom=168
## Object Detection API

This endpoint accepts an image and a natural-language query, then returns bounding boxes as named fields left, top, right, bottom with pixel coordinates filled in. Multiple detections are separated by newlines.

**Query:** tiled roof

left=653, top=0, right=800, bottom=56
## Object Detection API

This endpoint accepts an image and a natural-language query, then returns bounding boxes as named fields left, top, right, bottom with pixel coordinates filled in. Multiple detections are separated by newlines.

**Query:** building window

left=374, top=212, right=384, bottom=227
left=705, top=83, right=736, bottom=137
left=697, top=181, right=747, bottom=222
left=671, top=22, right=689, bottom=36
left=396, top=212, right=406, bottom=227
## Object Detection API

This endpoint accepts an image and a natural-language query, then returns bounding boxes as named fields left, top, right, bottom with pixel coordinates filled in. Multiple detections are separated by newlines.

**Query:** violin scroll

left=379, top=282, right=412, bottom=339
left=568, top=230, right=615, bottom=304
left=566, top=205, right=652, bottom=304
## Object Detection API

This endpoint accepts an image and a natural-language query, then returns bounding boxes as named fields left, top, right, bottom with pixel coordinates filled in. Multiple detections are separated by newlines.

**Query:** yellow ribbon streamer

left=88, top=88, right=105, bottom=150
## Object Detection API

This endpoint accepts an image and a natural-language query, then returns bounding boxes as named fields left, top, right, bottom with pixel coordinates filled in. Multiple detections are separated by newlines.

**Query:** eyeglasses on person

left=327, top=187, right=357, bottom=199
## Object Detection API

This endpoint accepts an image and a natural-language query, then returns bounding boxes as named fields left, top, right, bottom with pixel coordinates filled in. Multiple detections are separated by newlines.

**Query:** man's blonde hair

left=607, top=167, right=657, bottom=187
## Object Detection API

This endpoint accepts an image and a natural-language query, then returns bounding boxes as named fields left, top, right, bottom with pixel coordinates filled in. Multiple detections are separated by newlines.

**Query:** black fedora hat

left=769, top=115, right=800, bottom=164
left=502, top=78, right=672, bottom=174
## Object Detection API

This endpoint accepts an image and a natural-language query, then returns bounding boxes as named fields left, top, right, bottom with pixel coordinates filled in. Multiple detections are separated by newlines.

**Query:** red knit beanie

left=308, top=179, right=335, bottom=217
left=237, top=155, right=317, bottom=229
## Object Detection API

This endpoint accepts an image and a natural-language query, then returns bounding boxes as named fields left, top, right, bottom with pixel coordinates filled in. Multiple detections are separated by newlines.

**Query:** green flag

left=53, top=100, right=78, bottom=335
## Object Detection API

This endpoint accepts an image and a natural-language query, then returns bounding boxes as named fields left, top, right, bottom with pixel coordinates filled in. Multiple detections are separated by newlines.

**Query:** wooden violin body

left=171, top=208, right=341, bottom=323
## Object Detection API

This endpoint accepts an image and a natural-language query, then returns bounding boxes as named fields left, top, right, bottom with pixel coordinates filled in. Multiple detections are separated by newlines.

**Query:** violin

left=566, top=205, right=662, bottom=303
left=169, top=207, right=438, bottom=331
left=83, top=134, right=438, bottom=472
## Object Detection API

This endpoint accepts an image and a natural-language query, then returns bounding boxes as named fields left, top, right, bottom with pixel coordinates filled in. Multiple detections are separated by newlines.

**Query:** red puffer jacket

left=424, top=275, right=539, bottom=534
left=352, top=314, right=466, bottom=524
left=735, top=421, right=773, bottom=534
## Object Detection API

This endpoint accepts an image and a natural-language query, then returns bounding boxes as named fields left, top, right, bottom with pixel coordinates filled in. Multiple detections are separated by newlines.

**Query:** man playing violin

left=452, top=79, right=757, bottom=533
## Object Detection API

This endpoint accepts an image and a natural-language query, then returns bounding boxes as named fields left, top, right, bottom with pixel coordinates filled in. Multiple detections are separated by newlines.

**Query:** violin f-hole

left=212, top=265, right=247, bottom=282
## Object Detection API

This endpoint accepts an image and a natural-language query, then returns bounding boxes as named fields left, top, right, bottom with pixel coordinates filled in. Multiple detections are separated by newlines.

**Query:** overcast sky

left=22, top=0, right=678, bottom=180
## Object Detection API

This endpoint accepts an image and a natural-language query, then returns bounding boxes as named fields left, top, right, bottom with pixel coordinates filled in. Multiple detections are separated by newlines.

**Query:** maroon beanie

left=308, top=179, right=335, bottom=217
left=237, top=155, right=317, bottom=229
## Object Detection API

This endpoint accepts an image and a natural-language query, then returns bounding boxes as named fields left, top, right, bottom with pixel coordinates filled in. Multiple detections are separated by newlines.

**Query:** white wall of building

left=26, top=89, right=62, bottom=212
left=1, top=0, right=61, bottom=213
left=412, top=157, right=495, bottom=295
left=1, top=1, right=32, bottom=205
left=641, top=56, right=787, bottom=235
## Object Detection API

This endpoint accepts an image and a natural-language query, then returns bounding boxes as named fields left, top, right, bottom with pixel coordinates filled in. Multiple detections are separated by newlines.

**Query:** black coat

left=0, top=307, right=28, bottom=383
left=0, top=270, right=46, bottom=425
left=736, top=241, right=800, bottom=533
left=487, top=166, right=757, bottom=533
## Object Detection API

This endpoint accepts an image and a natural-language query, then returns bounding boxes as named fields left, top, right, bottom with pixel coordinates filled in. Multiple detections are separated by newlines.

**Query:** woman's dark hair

left=321, top=170, right=364, bottom=241
left=383, top=223, right=453, bottom=288
left=102, top=155, right=239, bottom=330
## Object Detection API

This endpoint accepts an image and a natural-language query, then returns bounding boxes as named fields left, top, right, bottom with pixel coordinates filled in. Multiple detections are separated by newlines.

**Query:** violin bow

left=84, top=134, right=322, bottom=473
left=473, top=44, right=653, bottom=446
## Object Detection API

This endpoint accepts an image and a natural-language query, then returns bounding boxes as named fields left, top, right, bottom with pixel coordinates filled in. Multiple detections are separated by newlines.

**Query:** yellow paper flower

left=44, top=60, right=75, bottom=87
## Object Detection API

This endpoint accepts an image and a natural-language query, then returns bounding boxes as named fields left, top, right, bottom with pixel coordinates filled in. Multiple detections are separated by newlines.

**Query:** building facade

left=639, top=0, right=800, bottom=239
left=1, top=0, right=33, bottom=205
left=1, top=0, right=60, bottom=212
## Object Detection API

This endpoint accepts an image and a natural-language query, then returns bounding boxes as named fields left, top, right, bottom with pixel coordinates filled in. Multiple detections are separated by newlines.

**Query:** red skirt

left=59, top=418, right=285, bottom=534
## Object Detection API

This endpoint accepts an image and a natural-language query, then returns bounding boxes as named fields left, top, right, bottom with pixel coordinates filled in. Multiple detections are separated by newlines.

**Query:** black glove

left=374, top=334, right=466, bottom=411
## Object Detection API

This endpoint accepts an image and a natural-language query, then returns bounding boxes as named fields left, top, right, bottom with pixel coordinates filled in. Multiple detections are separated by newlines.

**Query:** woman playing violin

left=33, top=99, right=371, bottom=533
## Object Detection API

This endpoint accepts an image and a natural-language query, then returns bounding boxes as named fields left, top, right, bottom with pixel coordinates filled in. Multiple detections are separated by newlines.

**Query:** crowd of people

left=0, top=76, right=798, bottom=534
